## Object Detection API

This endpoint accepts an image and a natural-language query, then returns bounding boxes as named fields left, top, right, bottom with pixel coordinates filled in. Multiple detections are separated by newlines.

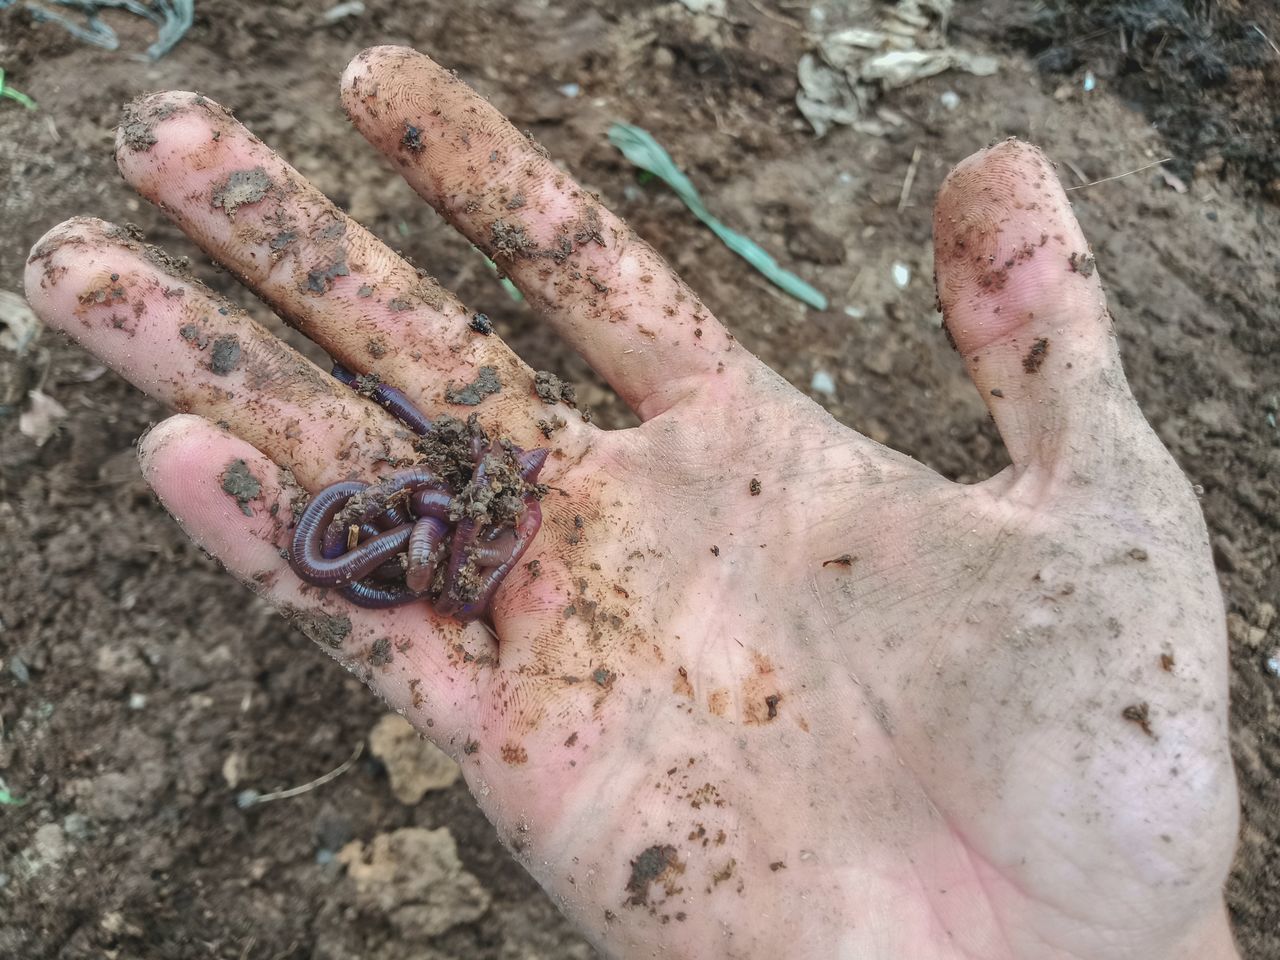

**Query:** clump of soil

left=534, top=370, right=577, bottom=407
left=211, top=167, right=274, bottom=218
left=413, top=413, right=486, bottom=491
left=208, top=334, right=241, bottom=375
left=989, top=0, right=1280, bottom=194
left=220, top=458, right=261, bottom=516
left=444, top=364, right=501, bottom=406
left=1, top=0, right=1276, bottom=958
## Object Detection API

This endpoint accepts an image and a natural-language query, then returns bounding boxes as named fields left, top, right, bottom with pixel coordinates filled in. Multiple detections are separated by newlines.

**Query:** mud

left=220, top=458, right=262, bottom=517
left=210, top=167, right=274, bottom=219
left=444, top=364, right=502, bottom=406
left=534, top=369, right=577, bottom=407
left=0, top=1, right=1276, bottom=957
left=624, top=843, right=681, bottom=908
left=208, top=334, right=242, bottom=375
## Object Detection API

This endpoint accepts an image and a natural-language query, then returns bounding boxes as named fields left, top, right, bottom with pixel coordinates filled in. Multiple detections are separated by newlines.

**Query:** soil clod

left=208, top=335, right=242, bottom=375
left=534, top=370, right=576, bottom=406
left=1022, top=337, right=1050, bottom=373
left=221, top=458, right=261, bottom=516
left=1068, top=252, right=1096, bottom=277
left=444, top=365, right=502, bottom=406
left=1122, top=702, right=1156, bottom=739
left=401, top=122, right=425, bottom=153
left=211, top=167, right=273, bottom=218
left=625, top=844, right=682, bottom=907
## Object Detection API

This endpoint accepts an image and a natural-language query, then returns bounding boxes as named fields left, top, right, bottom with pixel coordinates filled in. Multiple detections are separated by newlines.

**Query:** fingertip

left=933, top=137, right=1103, bottom=356
left=116, top=90, right=225, bottom=188
left=340, top=45, right=428, bottom=114
left=137, top=412, right=211, bottom=482
left=138, top=414, right=291, bottom=556
left=931, top=139, right=1137, bottom=470
left=24, top=216, right=123, bottom=325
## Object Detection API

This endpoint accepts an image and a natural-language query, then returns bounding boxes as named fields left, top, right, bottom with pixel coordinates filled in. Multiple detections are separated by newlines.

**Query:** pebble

left=63, top=813, right=92, bottom=840
left=940, top=90, right=960, bottom=110
left=892, top=262, right=911, bottom=288
left=810, top=370, right=836, bottom=396
left=1255, top=602, right=1276, bottom=632
left=321, top=1, right=365, bottom=22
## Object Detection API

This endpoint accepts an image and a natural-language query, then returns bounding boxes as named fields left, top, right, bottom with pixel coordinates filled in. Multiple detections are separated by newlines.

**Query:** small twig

left=1253, top=23, right=1280, bottom=59
left=742, top=0, right=803, bottom=30
left=1151, top=32, right=1170, bottom=67
left=898, top=145, right=923, bottom=212
left=1065, top=157, right=1173, bottom=192
left=238, top=742, right=363, bottom=807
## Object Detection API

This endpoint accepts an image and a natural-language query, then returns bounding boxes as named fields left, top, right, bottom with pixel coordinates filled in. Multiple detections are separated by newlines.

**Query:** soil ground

left=1, top=1, right=1276, bottom=957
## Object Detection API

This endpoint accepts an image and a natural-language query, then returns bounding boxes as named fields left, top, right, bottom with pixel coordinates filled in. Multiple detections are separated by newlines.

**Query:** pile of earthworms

left=288, top=363, right=546, bottom=624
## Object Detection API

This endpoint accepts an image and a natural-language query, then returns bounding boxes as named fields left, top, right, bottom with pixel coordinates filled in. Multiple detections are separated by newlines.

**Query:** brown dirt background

left=1, top=1, right=1276, bottom=957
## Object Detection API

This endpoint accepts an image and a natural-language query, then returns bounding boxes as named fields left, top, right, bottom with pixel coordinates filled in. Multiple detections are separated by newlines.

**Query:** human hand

left=24, top=46, right=1239, bottom=960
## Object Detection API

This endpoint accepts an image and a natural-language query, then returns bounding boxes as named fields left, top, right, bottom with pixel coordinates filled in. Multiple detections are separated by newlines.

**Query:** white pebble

left=892, top=262, right=911, bottom=288
left=558, top=83, right=581, bottom=98
left=843, top=305, right=867, bottom=319
left=810, top=370, right=837, bottom=396
left=940, top=90, right=960, bottom=110
left=321, top=1, right=365, bottom=22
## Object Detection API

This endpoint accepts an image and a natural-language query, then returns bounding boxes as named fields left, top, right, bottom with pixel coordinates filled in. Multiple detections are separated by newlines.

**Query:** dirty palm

left=25, top=46, right=1239, bottom=960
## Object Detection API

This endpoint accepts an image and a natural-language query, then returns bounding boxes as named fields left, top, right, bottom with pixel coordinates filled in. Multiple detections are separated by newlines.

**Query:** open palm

left=25, top=47, right=1239, bottom=960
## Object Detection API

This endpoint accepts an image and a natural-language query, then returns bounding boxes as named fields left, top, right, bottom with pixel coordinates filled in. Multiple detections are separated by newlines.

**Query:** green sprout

left=0, top=69, right=37, bottom=111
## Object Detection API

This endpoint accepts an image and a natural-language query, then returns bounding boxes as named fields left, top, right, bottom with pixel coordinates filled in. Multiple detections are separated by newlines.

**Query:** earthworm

left=438, top=500, right=542, bottom=621
left=405, top=516, right=449, bottom=593
left=331, top=361, right=435, bottom=435
left=340, top=579, right=423, bottom=609
left=321, top=518, right=382, bottom=559
left=287, top=359, right=548, bottom=623
left=409, top=487, right=453, bottom=520
left=294, top=524, right=414, bottom=588
left=470, top=529, right=518, bottom=568
left=517, top=447, right=549, bottom=482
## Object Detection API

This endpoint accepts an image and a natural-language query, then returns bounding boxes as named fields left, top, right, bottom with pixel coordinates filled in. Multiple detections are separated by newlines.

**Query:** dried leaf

left=19, top=389, right=67, bottom=446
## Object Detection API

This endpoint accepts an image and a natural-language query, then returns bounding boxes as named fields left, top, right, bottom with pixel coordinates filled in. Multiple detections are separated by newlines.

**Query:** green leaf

left=0, top=68, right=39, bottom=111
left=608, top=122, right=827, bottom=310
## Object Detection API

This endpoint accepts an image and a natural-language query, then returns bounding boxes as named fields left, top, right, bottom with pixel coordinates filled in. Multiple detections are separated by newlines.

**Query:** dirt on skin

left=210, top=166, right=275, bottom=219
left=220, top=457, right=262, bottom=517
left=444, top=364, right=502, bottom=406
left=0, top=1, right=1276, bottom=959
